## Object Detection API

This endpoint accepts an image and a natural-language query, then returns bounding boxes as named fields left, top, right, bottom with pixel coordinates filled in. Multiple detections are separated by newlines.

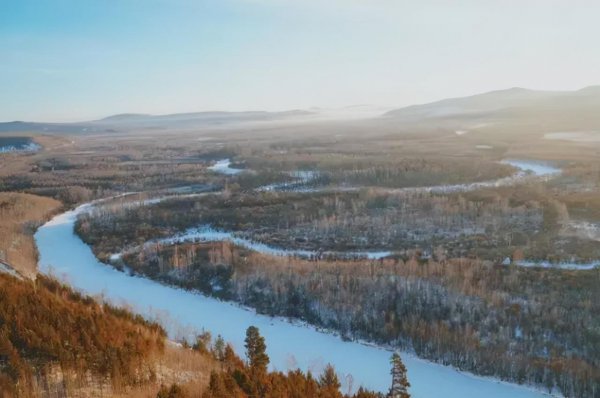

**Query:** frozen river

left=122, top=225, right=392, bottom=261
left=0, top=137, right=41, bottom=153
left=35, top=203, right=554, bottom=397
left=114, top=158, right=577, bottom=268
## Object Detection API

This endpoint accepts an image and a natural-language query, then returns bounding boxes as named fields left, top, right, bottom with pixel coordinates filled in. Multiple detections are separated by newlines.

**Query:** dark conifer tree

left=244, top=326, right=270, bottom=397
left=213, top=334, right=226, bottom=362
left=244, top=326, right=270, bottom=374
left=319, top=364, right=343, bottom=398
left=388, top=352, right=410, bottom=398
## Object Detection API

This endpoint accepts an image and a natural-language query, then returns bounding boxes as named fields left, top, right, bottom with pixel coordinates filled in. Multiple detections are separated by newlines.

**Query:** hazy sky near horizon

left=1, top=0, right=599, bottom=121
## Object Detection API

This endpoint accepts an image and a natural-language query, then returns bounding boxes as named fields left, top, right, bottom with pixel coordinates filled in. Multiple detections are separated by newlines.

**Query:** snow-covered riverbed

left=35, top=204, right=554, bottom=397
left=207, top=158, right=561, bottom=195
left=208, top=158, right=244, bottom=175
left=514, top=260, right=598, bottom=270
left=500, top=159, right=560, bottom=177
left=383, top=159, right=560, bottom=195
left=132, top=225, right=392, bottom=260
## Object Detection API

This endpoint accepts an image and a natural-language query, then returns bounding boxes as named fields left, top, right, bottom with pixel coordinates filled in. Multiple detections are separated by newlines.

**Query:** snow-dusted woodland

left=35, top=203, right=555, bottom=398
left=33, top=159, right=576, bottom=397
left=30, top=156, right=600, bottom=396
left=103, top=159, right=591, bottom=269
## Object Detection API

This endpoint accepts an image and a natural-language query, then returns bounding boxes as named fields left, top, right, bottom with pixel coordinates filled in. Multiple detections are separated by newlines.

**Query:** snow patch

left=0, top=142, right=41, bottom=153
left=500, top=160, right=560, bottom=177
left=0, top=262, right=23, bottom=279
left=563, top=221, right=600, bottom=241
left=258, top=170, right=319, bottom=192
left=514, top=260, right=598, bottom=271
left=209, top=159, right=244, bottom=175
left=544, top=131, right=600, bottom=142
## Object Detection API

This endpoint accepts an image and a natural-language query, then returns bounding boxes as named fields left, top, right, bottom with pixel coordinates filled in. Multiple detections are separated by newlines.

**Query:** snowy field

left=35, top=204, right=556, bottom=397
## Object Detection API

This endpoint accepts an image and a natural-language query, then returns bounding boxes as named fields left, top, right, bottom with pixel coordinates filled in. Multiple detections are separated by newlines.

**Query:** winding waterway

left=35, top=161, right=557, bottom=398
left=35, top=204, right=553, bottom=397
left=113, top=159, right=590, bottom=269
left=118, top=226, right=392, bottom=261
left=208, top=158, right=561, bottom=195
left=383, top=159, right=560, bottom=195
left=33, top=158, right=570, bottom=397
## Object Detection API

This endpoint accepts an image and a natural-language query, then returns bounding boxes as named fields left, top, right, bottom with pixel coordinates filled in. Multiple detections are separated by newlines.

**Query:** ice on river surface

left=35, top=204, right=555, bottom=397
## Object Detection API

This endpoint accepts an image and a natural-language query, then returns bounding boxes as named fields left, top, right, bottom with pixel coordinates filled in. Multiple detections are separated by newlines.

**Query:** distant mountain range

left=2, top=86, right=599, bottom=134
left=383, top=86, right=600, bottom=121
left=0, top=110, right=317, bottom=134
left=379, top=86, right=600, bottom=139
left=95, top=110, right=314, bottom=123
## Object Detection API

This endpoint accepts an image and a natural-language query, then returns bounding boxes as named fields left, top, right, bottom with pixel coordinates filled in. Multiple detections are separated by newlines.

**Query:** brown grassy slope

left=0, top=273, right=216, bottom=398
left=0, top=192, right=61, bottom=278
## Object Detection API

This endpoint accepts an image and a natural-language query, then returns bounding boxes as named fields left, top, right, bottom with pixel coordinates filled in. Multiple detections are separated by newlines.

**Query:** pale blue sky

left=1, top=0, right=599, bottom=121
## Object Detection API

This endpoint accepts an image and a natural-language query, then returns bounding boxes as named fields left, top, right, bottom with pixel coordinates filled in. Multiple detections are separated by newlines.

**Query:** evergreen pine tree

left=244, top=326, right=270, bottom=374
left=387, top=352, right=410, bottom=398
left=319, top=364, right=343, bottom=398
left=213, top=334, right=226, bottom=362
left=244, top=325, right=270, bottom=397
left=318, top=364, right=341, bottom=390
